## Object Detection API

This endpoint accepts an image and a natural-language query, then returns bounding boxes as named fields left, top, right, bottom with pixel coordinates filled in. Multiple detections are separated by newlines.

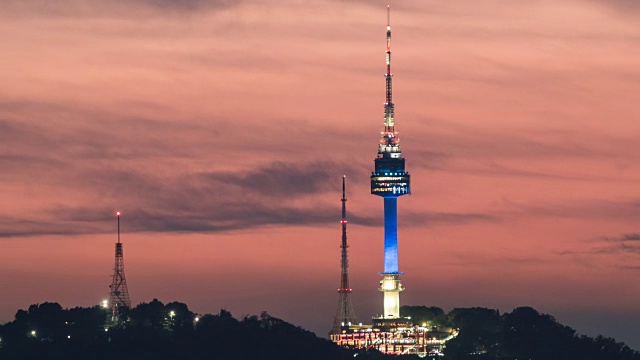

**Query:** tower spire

left=117, top=211, right=120, bottom=244
left=332, top=175, right=357, bottom=333
left=380, top=5, right=399, bottom=157
left=387, top=5, right=390, bottom=28
left=109, top=211, right=131, bottom=321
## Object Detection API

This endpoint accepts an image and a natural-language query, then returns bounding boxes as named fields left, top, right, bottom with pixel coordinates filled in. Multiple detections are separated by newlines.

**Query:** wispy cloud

left=557, top=232, right=640, bottom=261
left=591, top=233, right=640, bottom=255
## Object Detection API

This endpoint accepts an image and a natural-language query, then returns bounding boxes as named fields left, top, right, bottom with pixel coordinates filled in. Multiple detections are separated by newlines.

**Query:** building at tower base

left=330, top=321, right=458, bottom=357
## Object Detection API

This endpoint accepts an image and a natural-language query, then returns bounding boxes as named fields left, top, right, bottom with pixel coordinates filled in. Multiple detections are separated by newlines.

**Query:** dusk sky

left=2, top=0, right=640, bottom=349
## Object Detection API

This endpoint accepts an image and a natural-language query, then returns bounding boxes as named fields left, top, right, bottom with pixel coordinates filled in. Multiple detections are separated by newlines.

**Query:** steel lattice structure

left=332, top=176, right=357, bottom=333
left=109, top=212, right=131, bottom=319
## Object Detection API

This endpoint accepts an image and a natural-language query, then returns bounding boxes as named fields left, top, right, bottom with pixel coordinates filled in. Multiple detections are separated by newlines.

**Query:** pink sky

left=1, top=0, right=640, bottom=349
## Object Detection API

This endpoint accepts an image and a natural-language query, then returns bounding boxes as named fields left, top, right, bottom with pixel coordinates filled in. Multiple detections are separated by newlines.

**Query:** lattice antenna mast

left=109, top=211, right=131, bottom=320
left=340, top=176, right=351, bottom=294
left=332, top=175, right=357, bottom=332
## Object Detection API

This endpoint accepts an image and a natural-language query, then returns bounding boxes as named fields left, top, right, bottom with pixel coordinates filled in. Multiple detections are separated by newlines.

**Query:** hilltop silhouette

left=1, top=301, right=638, bottom=360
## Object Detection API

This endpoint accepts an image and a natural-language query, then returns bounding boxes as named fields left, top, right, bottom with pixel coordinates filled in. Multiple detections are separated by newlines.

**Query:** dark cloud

left=0, top=158, right=495, bottom=238
left=220, top=161, right=337, bottom=197
left=348, top=210, right=495, bottom=228
left=417, top=158, right=615, bottom=182
left=414, top=211, right=496, bottom=226
left=0, top=157, right=346, bottom=237
left=0, top=207, right=491, bottom=238
left=619, top=265, right=640, bottom=270
left=558, top=232, right=640, bottom=258
left=620, top=233, right=640, bottom=241
left=584, top=0, right=640, bottom=12
left=0, top=99, right=373, bottom=167
left=0, top=96, right=634, bottom=240
left=130, top=0, right=238, bottom=11
left=0, top=217, right=104, bottom=238
left=406, top=117, right=639, bottom=184
left=0, top=101, right=375, bottom=238
left=501, top=199, right=640, bottom=221
left=408, top=150, right=453, bottom=171
left=0, top=0, right=240, bottom=18
left=593, top=233, right=640, bottom=255
left=413, top=117, right=619, bottom=161
left=0, top=161, right=343, bottom=237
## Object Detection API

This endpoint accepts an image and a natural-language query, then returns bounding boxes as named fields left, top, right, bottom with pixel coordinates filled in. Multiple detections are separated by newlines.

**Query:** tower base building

left=330, top=321, right=458, bottom=357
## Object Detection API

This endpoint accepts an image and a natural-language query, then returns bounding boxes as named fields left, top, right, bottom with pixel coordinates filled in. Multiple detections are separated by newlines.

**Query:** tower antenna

left=117, top=211, right=120, bottom=243
left=331, top=175, right=357, bottom=333
left=387, top=5, right=390, bottom=28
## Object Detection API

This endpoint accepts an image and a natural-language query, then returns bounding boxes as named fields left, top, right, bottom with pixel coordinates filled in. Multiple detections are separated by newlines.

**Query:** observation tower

left=330, top=9, right=458, bottom=355
left=370, top=6, right=410, bottom=320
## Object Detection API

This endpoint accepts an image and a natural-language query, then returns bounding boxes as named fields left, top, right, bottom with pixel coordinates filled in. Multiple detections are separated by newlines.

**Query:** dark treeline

left=1, top=301, right=638, bottom=360
left=401, top=305, right=640, bottom=360
left=0, top=300, right=377, bottom=360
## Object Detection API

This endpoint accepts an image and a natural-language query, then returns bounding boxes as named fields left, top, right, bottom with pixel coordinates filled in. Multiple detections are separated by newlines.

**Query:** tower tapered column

left=383, top=197, right=399, bottom=274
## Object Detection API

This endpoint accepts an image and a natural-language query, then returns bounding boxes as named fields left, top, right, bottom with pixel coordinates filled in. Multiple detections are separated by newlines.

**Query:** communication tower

left=109, top=211, right=131, bottom=320
left=332, top=176, right=357, bottom=333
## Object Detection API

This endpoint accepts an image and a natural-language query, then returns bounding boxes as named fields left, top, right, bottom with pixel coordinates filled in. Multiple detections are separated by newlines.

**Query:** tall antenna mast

left=340, top=175, right=349, bottom=294
left=332, top=175, right=357, bottom=333
left=109, top=211, right=131, bottom=321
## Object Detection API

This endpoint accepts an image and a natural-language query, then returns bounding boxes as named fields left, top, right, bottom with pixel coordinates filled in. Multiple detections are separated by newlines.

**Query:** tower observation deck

left=371, top=6, right=410, bottom=320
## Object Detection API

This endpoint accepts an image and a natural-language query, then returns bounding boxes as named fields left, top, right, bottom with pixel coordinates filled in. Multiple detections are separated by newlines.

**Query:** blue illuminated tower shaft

left=371, top=7, right=410, bottom=319
left=383, top=197, right=399, bottom=274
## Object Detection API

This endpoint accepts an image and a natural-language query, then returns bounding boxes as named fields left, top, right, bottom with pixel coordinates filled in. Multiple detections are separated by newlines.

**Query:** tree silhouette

left=1, top=302, right=639, bottom=360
